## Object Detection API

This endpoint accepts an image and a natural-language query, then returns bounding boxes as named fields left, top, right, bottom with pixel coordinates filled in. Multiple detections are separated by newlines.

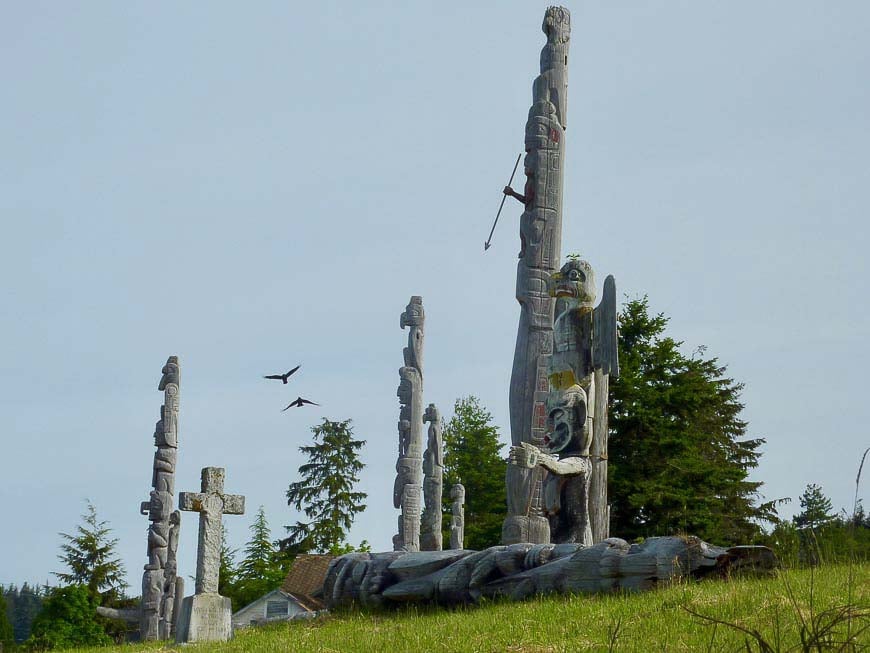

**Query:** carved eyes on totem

left=568, top=269, right=585, bottom=282
left=550, top=408, right=565, bottom=422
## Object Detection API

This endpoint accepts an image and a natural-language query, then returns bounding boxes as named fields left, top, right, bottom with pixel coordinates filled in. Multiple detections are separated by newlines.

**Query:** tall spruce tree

left=54, top=502, right=127, bottom=605
left=608, top=297, right=775, bottom=544
left=284, top=418, right=367, bottom=553
left=441, top=396, right=506, bottom=549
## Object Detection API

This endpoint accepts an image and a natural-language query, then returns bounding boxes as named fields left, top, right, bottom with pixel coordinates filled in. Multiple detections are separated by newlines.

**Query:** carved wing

left=592, top=274, right=619, bottom=377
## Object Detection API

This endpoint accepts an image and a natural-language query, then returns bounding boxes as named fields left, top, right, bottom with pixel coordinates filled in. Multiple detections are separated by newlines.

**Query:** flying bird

left=263, top=365, right=301, bottom=384
left=282, top=397, right=320, bottom=411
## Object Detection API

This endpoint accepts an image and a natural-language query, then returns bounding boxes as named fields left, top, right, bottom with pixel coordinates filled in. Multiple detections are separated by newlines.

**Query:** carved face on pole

left=545, top=385, right=587, bottom=455
left=400, top=297, right=424, bottom=328
left=159, top=357, right=179, bottom=391
left=549, top=259, right=596, bottom=308
left=542, top=6, right=570, bottom=43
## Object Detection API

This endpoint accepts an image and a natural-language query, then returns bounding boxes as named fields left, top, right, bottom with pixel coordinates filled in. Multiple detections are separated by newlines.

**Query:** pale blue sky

left=1, top=1, right=868, bottom=588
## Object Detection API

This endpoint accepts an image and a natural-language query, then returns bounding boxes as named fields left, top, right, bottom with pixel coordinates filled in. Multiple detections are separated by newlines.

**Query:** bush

left=26, top=586, right=110, bottom=650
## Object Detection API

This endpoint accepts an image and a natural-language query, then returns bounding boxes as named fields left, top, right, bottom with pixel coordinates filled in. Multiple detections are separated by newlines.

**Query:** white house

left=231, top=590, right=317, bottom=630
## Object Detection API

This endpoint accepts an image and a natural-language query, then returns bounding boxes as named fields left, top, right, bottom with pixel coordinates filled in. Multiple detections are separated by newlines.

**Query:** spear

left=484, top=152, right=522, bottom=251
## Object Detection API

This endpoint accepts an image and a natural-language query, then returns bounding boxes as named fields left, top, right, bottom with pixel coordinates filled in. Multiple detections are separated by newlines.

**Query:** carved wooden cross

left=179, top=467, right=245, bottom=594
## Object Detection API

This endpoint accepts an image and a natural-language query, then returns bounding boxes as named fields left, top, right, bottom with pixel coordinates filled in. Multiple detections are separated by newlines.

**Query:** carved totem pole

left=139, top=356, right=183, bottom=641
left=393, top=296, right=425, bottom=552
left=421, top=403, right=444, bottom=551
left=508, top=260, right=618, bottom=545
left=449, top=484, right=466, bottom=550
left=503, top=6, right=571, bottom=545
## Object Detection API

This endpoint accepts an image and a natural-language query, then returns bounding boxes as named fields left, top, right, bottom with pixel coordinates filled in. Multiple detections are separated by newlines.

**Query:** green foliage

left=218, top=524, right=238, bottom=603
left=609, top=297, right=775, bottom=544
left=3, top=583, right=45, bottom=643
left=794, top=483, right=836, bottom=530
left=327, top=540, right=372, bottom=556
left=228, top=507, right=288, bottom=611
left=54, top=502, right=127, bottom=605
left=26, top=585, right=110, bottom=651
left=0, top=591, right=14, bottom=649
left=441, top=396, right=506, bottom=550
left=284, top=418, right=368, bottom=554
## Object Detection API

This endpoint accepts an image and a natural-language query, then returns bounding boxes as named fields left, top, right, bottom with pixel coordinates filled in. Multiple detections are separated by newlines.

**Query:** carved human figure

left=400, top=296, right=425, bottom=373
left=508, top=258, right=618, bottom=544
left=159, top=510, right=181, bottom=640
left=509, top=384, right=592, bottom=545
left=450, top=484, right=466, bottom=550
left=504, top=6, right=571, bottom=546
left=420, top=404, right=443, bottom=551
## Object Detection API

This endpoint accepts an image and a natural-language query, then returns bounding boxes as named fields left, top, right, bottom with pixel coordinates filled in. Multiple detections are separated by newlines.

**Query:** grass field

left=69, top=563, right=868, bottom=652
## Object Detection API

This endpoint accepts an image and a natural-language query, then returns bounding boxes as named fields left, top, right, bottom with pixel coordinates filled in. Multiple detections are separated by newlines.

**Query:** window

left=266, top=600, right=289, bottom=619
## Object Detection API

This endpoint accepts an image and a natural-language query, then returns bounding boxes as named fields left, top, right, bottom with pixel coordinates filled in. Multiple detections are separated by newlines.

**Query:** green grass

left=72, top=563, right=868, bottom=652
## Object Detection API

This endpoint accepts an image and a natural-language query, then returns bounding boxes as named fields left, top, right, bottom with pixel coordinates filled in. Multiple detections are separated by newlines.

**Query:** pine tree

left=441, top=396, right=506, bottom=550
left=608, top=297, right=775, bottom=544
left=284, top=418, right=367, bottom=553
left=793, top=483, right=835, bottom=530
left=233, top=507, right=287, bottom=609
left=54, top=502, right=128, bottom=605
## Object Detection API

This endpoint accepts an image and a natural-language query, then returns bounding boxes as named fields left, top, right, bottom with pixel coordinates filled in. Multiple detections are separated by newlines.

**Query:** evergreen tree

left=793, top=483, right=835, bottom=530
left=10, top=583, right=44, bottom=643
left=54, top=502, right=127, bottom=605
left=218, top=524, right=238, bottom=602
left=284, top=418, right=367, bottom=553
left=441, top=396, right=506, bottom=550
left=608, top=297, right=775, bottom=544
left=233, top=507, right=286, bottom=610
left=0, top=590, right=14, bottom=649
left=27, top=585, right=110, bottom=650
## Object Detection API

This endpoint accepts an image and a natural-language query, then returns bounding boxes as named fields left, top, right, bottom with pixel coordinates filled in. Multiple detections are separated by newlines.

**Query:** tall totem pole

left=393, top=296, right=425, bottom=552
left=502, top=7, right=571, bottom=545
left=140, top=356, right=183, bottom=640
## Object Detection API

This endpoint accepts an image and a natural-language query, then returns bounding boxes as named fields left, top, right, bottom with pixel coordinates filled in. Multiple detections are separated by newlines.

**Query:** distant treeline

left=2, top=583, right=48, bottom=643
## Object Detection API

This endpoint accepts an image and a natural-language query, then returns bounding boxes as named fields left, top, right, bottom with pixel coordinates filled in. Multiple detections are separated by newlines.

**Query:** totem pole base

left=501, top=515, right=550, bottom=545
left=175, top=594, right=232, bottom=644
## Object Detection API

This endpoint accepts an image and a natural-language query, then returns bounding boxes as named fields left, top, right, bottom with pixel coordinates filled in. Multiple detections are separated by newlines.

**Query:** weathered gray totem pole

left=509, top=259, right=618, bottom=545
left=420, top=403, right=443, bottom=551
left=503, top=6, right=571, bottom=545
left=393, top=296, right=425, bottom=552
left=449, top=484, right=465, bottom=550
left=139, top=356, right=184, bottom=641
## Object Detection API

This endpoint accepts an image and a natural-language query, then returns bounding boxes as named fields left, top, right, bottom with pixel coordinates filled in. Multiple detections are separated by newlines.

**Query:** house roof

left=281, top=553, right=335, bottom=605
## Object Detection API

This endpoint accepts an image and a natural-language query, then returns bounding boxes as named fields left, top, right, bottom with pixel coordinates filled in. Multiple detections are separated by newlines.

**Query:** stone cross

left=178, top=468, right=245, bottom=594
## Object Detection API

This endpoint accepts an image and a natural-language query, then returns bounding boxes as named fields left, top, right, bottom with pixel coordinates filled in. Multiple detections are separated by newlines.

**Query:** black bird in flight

left=263, top=365, right=301, bottom=384
left=282, top=397, right=320, bottom=411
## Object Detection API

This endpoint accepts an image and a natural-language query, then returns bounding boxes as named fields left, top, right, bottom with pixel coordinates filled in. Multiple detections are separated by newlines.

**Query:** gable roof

left=281, top=553, right=335, bottom=604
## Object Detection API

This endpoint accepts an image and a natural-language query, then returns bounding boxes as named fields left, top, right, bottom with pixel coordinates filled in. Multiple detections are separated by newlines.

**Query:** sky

left=1, top=1, right=868, bottom=591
